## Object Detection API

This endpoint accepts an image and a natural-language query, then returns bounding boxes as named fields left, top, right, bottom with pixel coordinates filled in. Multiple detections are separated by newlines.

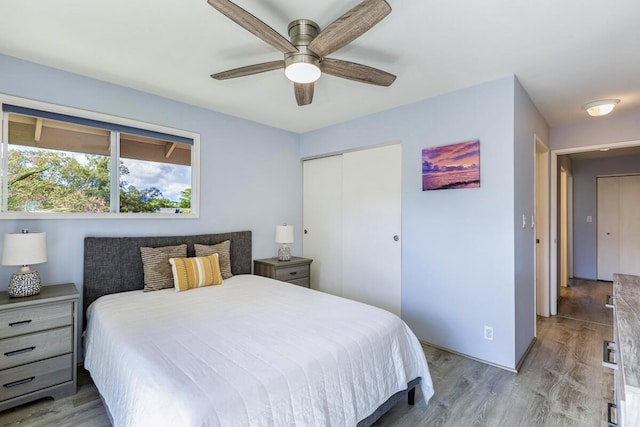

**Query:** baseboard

left=419, top=340, right=518, bottom=373
left=515, top=337, right=537, bottom=372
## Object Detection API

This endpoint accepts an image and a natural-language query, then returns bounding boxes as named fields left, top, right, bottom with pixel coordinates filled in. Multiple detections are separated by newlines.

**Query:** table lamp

left=275, top=224, right=293, bottom=261
left=2, top=230, right=48, bottom=297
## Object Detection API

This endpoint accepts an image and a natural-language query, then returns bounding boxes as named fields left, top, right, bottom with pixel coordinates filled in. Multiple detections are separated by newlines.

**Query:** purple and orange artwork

left=422, top=139, right=480, bottom=191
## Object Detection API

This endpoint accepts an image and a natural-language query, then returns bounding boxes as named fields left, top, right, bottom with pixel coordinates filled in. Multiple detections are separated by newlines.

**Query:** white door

left=302, top=144, right=402, bottom=315
left=302, top=155, right=343, bottom=296
left=342, top=145, right=402, bottom=316
left=598, top=177, right=620, bottom=281
left=618, top=175, right=640, bottom=276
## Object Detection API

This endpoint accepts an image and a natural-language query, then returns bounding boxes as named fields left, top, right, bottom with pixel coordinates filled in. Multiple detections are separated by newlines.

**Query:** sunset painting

left=422, top=139, right=480, bottom=191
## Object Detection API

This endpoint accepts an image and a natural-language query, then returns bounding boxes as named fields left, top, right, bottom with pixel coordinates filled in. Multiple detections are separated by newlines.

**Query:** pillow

left=169, top=253, right=223, bottom=292
left=140, top=244, right=187, bottom=291
left=194, top=240, right=232, bottom=279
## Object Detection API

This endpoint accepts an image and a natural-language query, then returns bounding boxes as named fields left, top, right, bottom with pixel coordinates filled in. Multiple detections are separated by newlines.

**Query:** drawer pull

left=607, top=402, right=618, bottom=426
left=289, top=271, right=298, bottom=276
left=3, top=376, right=35, bottom=389
left=605, top=295, right=615, bottom=309
left=602, top=340, right=617, bottom=370
left=8, top=319, right=32, bottom=327
left=4, top=346, right=36, bottom=357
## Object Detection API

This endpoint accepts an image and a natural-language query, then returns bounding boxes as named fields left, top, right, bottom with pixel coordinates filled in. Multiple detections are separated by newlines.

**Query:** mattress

left=84, top=274, right=433, bottom=426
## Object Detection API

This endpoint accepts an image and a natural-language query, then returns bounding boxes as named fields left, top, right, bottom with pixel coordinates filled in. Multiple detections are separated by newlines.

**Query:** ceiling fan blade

left=207, top=0, right=298, bottom=54
left=294, top=83, right=314, bottom=106
left=321, top=58, right=396, bottom=87
left=211, top=60, right=284, bottom=80
left=308, top=0, right=391, bottom=58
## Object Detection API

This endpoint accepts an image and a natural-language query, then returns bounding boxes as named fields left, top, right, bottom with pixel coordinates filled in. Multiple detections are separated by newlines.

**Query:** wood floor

left=0, top=279, right=614, bottom=426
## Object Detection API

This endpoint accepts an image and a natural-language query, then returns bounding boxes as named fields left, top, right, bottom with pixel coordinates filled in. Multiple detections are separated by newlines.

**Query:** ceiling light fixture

left=284, top=20, right=321, bottom=84
left=284, top=56, right=321, bottom=84
left=582, top=99, right=620, bottom=117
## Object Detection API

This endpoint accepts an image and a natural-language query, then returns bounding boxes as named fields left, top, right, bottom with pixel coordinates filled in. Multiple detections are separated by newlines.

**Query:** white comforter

left=84, top=275, right=433, bottom=426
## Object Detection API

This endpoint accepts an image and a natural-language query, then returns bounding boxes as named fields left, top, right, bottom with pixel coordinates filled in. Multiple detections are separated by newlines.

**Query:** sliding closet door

left=597, top=175, right=640, bottom=280
left=342, top=144, right=402, bottom=316
left=303, top=145, right=402, bottom=315
left=619, top=175, right=640, bottom=276
left=302, top=155, right=343, bottom=296
left=597, top=177, right=619, bottom=281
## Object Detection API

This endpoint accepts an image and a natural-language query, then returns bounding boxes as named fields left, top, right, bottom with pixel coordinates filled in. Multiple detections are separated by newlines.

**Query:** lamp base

left=278, top=244, right=291, bottom=261
left=8, top=270, right=42, bottom=298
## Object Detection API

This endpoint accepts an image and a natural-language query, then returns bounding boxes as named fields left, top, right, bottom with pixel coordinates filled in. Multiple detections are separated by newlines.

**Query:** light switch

left=587, top=215, right=593, bottom=223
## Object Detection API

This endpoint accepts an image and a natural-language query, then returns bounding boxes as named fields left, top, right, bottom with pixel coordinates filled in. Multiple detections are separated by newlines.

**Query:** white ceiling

left=1, top=0, right=639, bottom=133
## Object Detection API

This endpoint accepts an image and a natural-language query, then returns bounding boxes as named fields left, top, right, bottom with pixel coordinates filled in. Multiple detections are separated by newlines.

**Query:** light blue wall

left=513, top=78, right=548, bottom=364
left=0, top=55, right=302, bottom=304
left=572, top=154, right=640, bottom=279
left=550, top=110, right=640, bottom=150
left=301, top=76, right=537, bottom=369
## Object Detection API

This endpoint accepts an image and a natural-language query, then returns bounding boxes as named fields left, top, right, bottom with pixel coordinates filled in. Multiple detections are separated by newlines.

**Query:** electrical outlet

left=484, top=325, right=494, bottom=341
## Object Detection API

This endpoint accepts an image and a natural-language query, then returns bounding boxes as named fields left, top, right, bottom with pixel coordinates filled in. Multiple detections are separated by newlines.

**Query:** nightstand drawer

left=0, top=302, right=73, bottom=340
left=0, top=353, right=73, bottom=401
left=288, top=277, right=310, bottom=288
left=0, top=327, right=72, bottom=370
left=275, top=265, right=310, bottom=281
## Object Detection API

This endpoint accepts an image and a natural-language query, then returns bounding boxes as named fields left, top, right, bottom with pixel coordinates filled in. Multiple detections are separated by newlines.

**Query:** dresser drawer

left=275, top=264, right=310, bottom=282
left=0, top=302, right=72, bottom=339
left=0, top=327, right=72, bottom=370
left=0, top=353, right=72, bottom=401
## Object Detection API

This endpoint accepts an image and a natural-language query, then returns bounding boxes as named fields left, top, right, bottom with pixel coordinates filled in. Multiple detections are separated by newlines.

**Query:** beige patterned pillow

left=194, top=240, right=232, bottom=279
left=140, top=244, right=187, bottom=291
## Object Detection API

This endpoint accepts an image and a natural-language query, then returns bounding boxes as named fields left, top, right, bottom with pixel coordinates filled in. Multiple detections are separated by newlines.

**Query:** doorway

left=549, top=140, right=640, bottom=314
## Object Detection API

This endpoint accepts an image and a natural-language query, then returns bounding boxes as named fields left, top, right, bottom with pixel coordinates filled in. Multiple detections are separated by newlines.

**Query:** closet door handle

left=393, top=235, right=399, bottom=241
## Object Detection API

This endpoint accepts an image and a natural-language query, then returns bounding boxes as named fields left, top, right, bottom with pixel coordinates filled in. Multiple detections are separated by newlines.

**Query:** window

left=1, top=98, right=199, bottom=218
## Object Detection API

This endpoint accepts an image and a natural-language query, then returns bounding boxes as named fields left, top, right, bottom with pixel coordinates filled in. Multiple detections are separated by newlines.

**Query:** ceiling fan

left=207, top=0, right=396, bottom=106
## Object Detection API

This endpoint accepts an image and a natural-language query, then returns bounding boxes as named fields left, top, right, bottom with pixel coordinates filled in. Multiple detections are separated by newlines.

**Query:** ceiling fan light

left=285, top=62, right=321, bottom=84
left=582, top=99, right=620, bottom=117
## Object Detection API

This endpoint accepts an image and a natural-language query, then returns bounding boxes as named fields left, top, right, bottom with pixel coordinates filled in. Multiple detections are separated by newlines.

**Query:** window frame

left=0, top=94, right=200, bottom=219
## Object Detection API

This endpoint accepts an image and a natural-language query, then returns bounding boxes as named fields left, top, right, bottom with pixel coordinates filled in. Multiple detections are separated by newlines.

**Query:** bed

left=82, top=231, right=433, bottom=426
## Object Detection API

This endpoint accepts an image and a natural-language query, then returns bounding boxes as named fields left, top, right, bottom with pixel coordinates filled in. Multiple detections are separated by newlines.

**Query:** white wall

left=0, top=55, right=302, bottom=309
left=301, top=76, right=536, bottom=369
left=513, top=79, right=549, bottom=364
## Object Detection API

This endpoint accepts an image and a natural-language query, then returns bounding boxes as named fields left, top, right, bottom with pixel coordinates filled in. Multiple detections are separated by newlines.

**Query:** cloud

left=121, top=159, right=190, bottom=201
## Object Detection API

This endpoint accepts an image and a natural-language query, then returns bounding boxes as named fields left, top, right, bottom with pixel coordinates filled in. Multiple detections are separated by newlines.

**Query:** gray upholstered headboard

left=83, top=231, right=252, bottom=320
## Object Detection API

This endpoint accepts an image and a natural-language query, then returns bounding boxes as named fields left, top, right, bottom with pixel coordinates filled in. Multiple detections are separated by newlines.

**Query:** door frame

left=534, top=135, right=550, bottom=317
left=549, top=139, right=640, bottom=314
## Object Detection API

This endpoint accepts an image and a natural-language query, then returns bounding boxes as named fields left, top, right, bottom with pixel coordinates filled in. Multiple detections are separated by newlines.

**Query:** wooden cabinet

left=604, top=274, right=640, bottom=427
left=253, top=257, right=313, bottom=288
left=0, top=284, right=79, bottom=411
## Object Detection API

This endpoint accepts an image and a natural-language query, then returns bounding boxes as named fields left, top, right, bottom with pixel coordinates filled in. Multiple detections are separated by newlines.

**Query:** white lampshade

left=2, top=231, right=48, bottom=266
left=275, top=225, right=294, bottom=244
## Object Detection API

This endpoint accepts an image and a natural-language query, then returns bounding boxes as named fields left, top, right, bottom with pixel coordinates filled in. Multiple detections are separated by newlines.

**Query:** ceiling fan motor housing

left=285, top=19, right=321, bottom=69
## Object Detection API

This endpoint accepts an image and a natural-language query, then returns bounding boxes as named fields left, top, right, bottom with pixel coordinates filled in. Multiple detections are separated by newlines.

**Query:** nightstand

left=0, top=283, right=79, bottom=411
left=254, top=257, right=313, bottom=288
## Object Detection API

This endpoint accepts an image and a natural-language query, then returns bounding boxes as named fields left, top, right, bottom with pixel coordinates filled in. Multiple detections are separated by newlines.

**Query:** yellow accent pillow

left=169, top=253, right=223, bottom=292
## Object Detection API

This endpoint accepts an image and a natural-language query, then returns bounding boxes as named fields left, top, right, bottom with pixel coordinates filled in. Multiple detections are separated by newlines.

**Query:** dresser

left=603, top=274, right=640, bottom=427
left=0, top=283, right=79, bottom=412
left=253, top=257, right=313, bottom=288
